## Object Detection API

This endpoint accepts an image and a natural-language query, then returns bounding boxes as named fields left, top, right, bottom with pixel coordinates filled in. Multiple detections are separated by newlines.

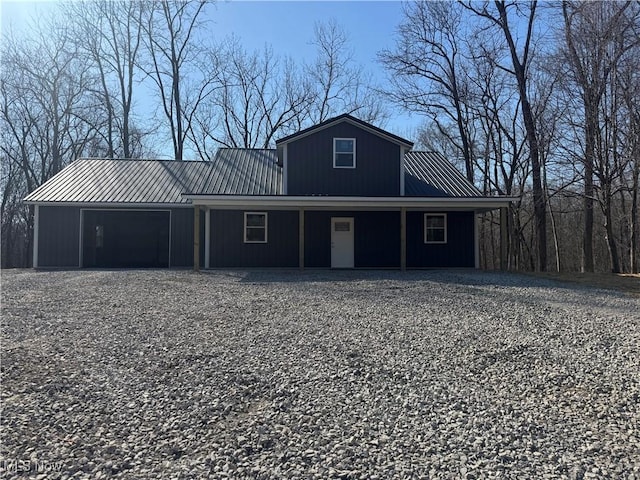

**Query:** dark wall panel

left=39, top=206, right=204, bottom=268
left=304, top=211, right=331, bottom=268
left=287, top=123, right=401, bottom=196
left=406, top=211, right=475, bottom=268
left=82, top=210, right=170, bottom=268
left=210, top=210, right=299, bottom=267
left=171, top=208, right=204, bottom=267
left=38, top=206, right=80, bottom=267
left=355, top=211, right=400, bottom=268
left=304, top=211, right=400, bottom=268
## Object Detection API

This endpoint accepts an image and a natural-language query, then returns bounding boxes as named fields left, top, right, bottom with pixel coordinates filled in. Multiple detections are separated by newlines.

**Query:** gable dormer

left=276, top=114, right=413, bottom=196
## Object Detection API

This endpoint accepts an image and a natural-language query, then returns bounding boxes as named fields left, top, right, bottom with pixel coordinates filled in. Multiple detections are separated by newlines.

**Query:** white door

left=331, top=217, right=354, bottom=268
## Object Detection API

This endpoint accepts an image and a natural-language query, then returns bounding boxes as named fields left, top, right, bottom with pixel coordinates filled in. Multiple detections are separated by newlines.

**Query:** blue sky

left=0, top=0, right=422, bottom=153
left=211, top=1, right=403, bottom=64
left=208, top=1, right=420, bottom=135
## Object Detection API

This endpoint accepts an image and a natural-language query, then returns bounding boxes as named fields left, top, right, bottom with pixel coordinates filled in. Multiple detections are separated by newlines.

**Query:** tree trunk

left=581, top=97, right=600, bottom=272
left=495, top=0, right=547, bottom=271
left=603, top=196, right=621, bottom=273
left=631, top=161, right=639, bottom=273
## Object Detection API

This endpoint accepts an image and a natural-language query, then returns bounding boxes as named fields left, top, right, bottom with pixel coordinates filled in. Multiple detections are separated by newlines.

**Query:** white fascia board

left=185, top=195, right=516, bottom=211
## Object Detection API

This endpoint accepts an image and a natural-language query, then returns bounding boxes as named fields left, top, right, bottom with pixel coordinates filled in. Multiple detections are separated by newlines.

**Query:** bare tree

left=561, top=0, right=640, bottom=272
left=67, top=0, right=146, bottom=159
left=141, top=0, right=212, bottom=160
left=619, top=56, right=640, bottom=273
left=379, top=1, right=476, bottom=182
left=1, top=17, right=97, bottom=266
left=189, top=38, right=313, bottom=155
left=462, top=0, right=547, bottom=271
left=308, top=18, right=386, bottom=125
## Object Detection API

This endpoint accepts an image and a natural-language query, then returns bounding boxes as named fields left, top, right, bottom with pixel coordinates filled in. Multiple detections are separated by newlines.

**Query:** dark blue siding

left=38, top=206, right=80, bottom=267
left=287, top=123, right=401, bottom=196
left=406, top=211, right=475, bottom=268
left=209, top=210, right=299, bottom=267
left=304, top=211, right=400, bottom=268
left=304, top=211, right=330, bottom=267
left=38, top=206, right=202, bottom=268
left=171, top=208, right=205, bottom=267
left=82, top=210, right=170, bottom=268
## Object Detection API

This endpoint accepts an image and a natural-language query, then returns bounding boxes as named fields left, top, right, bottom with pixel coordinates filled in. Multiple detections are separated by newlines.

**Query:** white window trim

left=333, top=138, right=356, bottom=169
left=244, top=211, right=268, bottom=243
left=424, top=213, right=447, bottom=244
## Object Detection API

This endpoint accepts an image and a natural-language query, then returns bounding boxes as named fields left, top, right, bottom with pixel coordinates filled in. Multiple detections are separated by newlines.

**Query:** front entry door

left=331, top=217, right=354, bottom=268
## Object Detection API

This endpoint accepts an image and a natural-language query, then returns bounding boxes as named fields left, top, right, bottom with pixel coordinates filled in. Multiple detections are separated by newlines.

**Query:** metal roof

left=24, top=150, right=282, bottom=205
left=404, top=151, right=482, bottom=197
left=24, top=159, right=215, bottom=204
left=25, top=149, right=481, bottom=204
left=197, top=149, right=282, bottom=195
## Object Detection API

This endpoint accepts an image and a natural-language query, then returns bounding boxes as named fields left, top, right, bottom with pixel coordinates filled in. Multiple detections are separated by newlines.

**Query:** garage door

left=82, top=210, right=170, bottom=268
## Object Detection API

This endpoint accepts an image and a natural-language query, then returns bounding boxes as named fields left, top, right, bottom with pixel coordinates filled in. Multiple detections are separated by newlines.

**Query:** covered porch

left=185, top=195, right=514, bottom=271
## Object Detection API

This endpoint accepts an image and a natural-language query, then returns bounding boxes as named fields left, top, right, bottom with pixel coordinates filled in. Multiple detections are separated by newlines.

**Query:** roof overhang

left=183, top=195, right=516, bottom=212
left=23, top=201, right=192, bottom=208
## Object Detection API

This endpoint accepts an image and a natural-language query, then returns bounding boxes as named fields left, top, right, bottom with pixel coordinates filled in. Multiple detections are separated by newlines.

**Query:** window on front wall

left=244, top=212, right=267, bottom=243
left=424, top=213, right=447, bottom=244
left=334, top=138, right=356, bottom=168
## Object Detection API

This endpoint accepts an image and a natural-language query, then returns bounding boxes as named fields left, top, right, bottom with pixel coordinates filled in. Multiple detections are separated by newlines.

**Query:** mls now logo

left=1, top=458, right=63, bottom=474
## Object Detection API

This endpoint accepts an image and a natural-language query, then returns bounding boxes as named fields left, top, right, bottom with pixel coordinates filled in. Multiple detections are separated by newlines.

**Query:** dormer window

left=333, top=138, right=356, bottom=168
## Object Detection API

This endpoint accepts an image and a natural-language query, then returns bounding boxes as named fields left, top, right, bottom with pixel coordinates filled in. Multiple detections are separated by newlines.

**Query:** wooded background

left=2, top=1, right=638, bottom=273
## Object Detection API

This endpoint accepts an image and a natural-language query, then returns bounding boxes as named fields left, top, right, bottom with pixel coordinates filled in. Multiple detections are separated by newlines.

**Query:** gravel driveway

left=1, top=269, right=639, bottom=479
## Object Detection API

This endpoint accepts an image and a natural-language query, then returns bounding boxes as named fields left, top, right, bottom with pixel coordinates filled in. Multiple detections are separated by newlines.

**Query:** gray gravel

left=1, top=269, right=639, bottom=479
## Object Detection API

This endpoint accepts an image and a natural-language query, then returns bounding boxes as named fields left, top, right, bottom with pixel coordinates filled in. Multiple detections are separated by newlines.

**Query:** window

left=333, top=138, right=356, bottom=168
left=334, top=221, right=351, bottom=232
left=424, top=214, right=447, bottom=244
left=244, top=212, right=267, bottom=243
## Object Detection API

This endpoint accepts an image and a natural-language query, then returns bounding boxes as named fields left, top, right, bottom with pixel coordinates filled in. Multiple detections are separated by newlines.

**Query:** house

left=24, top=114, right=512, bottom=270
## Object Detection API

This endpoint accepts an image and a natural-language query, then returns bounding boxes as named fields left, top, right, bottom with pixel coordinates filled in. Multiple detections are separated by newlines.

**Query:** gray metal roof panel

left=25, top=159, right=217, bottom=204
left=25, top=150, right=283, bottom=204
left=197, top=149, right=282, bottom=195
left=404, top=151, right=482, bottom=197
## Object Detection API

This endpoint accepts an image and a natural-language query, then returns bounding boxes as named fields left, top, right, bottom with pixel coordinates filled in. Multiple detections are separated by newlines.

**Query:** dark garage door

left=83, top=210, right=170, bottom=268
